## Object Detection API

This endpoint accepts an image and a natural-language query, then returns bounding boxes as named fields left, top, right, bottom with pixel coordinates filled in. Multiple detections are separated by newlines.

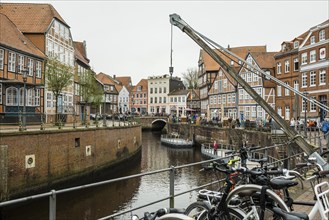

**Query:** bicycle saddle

left=270, top=178, right=298, bottom=190
left=273, top=207, right=309, bottom=220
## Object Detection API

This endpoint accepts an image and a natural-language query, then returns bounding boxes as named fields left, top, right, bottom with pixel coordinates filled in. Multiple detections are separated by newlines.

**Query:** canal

left=1, top=131, right=216, bottom=220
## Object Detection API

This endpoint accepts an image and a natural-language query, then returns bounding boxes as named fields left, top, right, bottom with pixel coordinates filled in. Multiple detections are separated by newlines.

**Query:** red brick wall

left=0, top=125, right=141, bottom=199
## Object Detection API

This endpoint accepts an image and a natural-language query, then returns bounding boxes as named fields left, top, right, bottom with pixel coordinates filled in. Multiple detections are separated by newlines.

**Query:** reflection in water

left=1, top=131, right=216, bottom=220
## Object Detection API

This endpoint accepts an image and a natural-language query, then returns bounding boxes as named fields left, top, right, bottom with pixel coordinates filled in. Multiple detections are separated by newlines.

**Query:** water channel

left=1, top=131, right=216, bottom=220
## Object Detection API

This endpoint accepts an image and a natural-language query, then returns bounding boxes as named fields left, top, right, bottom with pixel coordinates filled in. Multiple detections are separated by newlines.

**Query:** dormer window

left=281, top=44, right=286, bottom=52
left=137, top=86, right=142, bottom=91
left=310, top=36, right=315, bottom=44
left=104, top=85, right=109, bottom=91
left=293, top=41, right=299, bottom=49
left=319, top=30, right=325, bottom=41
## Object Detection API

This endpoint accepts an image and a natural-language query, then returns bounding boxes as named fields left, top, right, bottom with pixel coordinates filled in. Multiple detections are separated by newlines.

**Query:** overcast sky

left=7, top=0, right=329, bottom=84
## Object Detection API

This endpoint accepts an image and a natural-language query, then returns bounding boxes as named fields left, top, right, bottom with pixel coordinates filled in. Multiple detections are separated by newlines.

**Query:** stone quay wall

left=0, top=125, right=142, bottom=201
left=168, top=123, right=273, bottom=147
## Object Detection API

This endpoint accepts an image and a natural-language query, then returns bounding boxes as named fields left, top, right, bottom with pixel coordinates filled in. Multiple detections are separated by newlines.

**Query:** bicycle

left=272, top=169, right=329, bottom=220
left=184, top=161, right=246, bottom=220
left=132, top=208, right=194, bottom=220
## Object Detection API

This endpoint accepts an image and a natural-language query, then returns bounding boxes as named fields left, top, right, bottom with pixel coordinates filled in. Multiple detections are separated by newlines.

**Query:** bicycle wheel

left=184, top=201, right=211, bottom=219
left=226, top=184, right=289, bottom=220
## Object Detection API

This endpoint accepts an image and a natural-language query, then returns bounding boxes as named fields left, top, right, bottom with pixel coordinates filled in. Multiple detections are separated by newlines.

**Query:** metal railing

left=0, top=143, right=314, bottom=220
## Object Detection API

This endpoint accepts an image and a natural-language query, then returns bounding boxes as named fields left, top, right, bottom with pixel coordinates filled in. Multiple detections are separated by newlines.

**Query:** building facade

left=1, top=3, right=76, bottom=123
left=147, top=74, right=185, bottom=115
left=0, top=13, right=46, bottom=124
left=131, top=79, right=148, bottom=115
left=298, top=20, right=329, bottom=122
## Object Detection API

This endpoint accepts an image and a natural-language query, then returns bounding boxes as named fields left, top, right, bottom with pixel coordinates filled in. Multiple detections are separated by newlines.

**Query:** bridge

left=138, top=116, right=168, bottom=131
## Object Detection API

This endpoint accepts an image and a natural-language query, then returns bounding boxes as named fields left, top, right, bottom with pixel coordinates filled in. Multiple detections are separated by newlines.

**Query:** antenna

left=169, top=24, right=174, bottom=78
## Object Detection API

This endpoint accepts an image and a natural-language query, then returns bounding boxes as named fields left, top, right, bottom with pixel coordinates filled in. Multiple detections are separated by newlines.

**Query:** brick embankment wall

left=0, top=125, right=142, bottom=201
left=168, top=123, right=273, bottom=147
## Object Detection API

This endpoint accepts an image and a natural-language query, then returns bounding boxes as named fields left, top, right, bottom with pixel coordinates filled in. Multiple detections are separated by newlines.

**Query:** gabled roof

left=200, top=46, right=267, bottom=72
left=0, top=3, right=68, bottom=33
left=248, top=52, right=277, bottom=69
left=96, top=72, right=117, bottom=85
left=168, top=89, right=189, bottom=96
left=132, top=79, right=148, bottom=92
left=116, top=76, right=132, bottom=87
left=74, top=41, right=90, bottom=67
left=0, top=13, right=45, bottom=59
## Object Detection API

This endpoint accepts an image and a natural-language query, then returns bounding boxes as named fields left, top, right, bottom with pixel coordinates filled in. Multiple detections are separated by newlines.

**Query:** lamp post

left=22, top=69, right=28, bottom=130
left=303, top=92, right=309, bottom=137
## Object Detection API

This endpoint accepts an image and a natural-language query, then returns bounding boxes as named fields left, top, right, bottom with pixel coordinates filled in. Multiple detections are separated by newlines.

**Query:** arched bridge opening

left=151, top=119, right=167, bottom=131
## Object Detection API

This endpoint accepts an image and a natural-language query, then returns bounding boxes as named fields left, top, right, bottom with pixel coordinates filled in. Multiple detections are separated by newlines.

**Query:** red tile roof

left=0, top=13, right=45, bottom=58
left=74, top=41, right=90, bottom=67
left=201, top=46, right=267, bottom=71
left=0, top=3, right=68, bottom=33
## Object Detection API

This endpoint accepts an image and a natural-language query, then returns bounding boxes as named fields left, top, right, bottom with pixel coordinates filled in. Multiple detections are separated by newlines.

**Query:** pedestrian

left=290, top=118, right=296, bottom=129
left=213, top=140, right=218, bottom=155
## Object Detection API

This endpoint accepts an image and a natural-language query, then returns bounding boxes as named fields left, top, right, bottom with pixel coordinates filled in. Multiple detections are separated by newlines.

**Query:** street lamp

left=22, top=69, right=28, bottom=131
left=303, top=92, right=309, bottom=137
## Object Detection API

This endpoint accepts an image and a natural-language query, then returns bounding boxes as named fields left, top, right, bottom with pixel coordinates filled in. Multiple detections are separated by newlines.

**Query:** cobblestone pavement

left=291, top=177, right=329, bottom=220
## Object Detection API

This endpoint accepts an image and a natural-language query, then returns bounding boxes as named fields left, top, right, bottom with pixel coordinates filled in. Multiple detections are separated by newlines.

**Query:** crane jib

left=169, top=13, right=328, bottom=171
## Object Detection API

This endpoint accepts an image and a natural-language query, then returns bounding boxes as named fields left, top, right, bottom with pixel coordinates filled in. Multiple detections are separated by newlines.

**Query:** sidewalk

left=291, top=177, right=329, bottom=219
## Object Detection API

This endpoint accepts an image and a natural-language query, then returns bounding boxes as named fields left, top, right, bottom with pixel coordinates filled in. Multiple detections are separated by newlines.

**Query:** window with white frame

left=285, top=60, right=290, bottom=73
left=0, top=49, right=3, bottom=69
left=239, top=89, right=244, bottom=100
left=293, top=41, right=299, bottom=49
left=253, top=72, right=259, bottom=82
left=19, top=88, right=24, bottom=106
left=232, top=94, right=236, bottom=103
left=293, top=58, right=299, bottom=71
left=302, top=73, right=307, bottom=87
left=227, top=94, right=231, bottom=103
left=46, top=92, right=53, bottom=108
left=0, top=83, right=2, bottom=103
left=36, top=61, right=42, bottom=78
left=6, top=87, right=18, bottom=106
left=310, top=50, right=316, bottom=63
left=214, top=81, right=218, bottom=90
left=245, top=106, right=250, bottom=120
left=222, top=94, right=226, bottom=104
left=285, top=106, right=290, bottom=120
left=18, top=55, right=24, bottom=74
left=285, top=82, right=290, bottom=96
left=310, top=97, right=316, bottom=112
left=277, top=63, right=282, bottom=74
left=247, top=72, right=252, bottom=82
left=294, top=80, right=299, bottom=92
left=223, top=79, right=227, bottom=88
left=301, top=53, right=307, bottom=65
left=319, top=48, right=326, bottom=60
left=218, top=95, right=221, bottom=104
left=27, top=58, right=33, bottom=76
left=319, top=69, right=326, bottom=85
left=257, top=106, right=263, bottom=118
left=310, top=36, right=315, bottom=44
left=8, top=52, right=16, bottom=72
left=251, top=106, right=256, bottom=118
left=277, top=85, right=282, bottom=97
left=319, top=30, right=325, bottom=41
left=277, top=107, right=282, bottom=117
left=310, top=71, right=316, bottom=86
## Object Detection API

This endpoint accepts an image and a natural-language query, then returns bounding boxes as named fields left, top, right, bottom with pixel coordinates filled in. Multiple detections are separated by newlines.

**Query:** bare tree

left=45, top=57, right=73, bottom=124
left=78, top=69, right=103, bottom=125
left=182, top=67, right=198, bottom=89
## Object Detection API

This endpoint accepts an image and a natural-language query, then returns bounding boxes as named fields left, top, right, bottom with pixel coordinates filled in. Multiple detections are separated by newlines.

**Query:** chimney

left=227, top=44, right=230, bottom=49
left=113, top=75, right=116, bottom=79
